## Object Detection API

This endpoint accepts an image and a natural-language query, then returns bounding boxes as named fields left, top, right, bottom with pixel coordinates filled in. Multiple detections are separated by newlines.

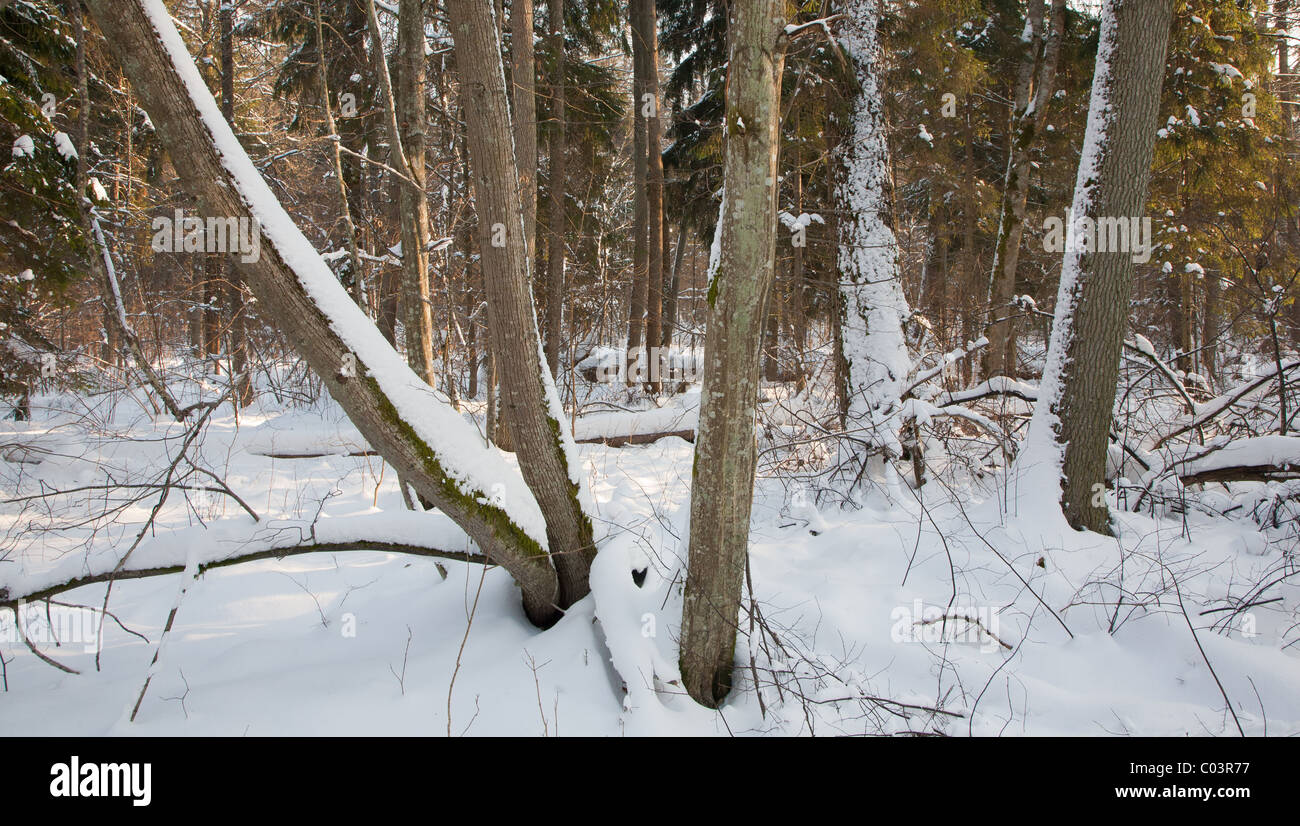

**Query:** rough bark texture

left=396, top=0, right=437, bottom=384
left=512, top=0, right=538, bottom=257
left=220, top=1, right=254, bottom=408
left=626, top=0, right=649, bottom=387
left=680, top=0, right=786, bottom=708
left=544, top=0, right=565, bottom=377
left=636, top=0, right=665, bottom=393
left=984, top=0, right=1066, bottom=379
left=314, top=0, right=366, bottom=309
left=1032, top=0, right=1173, bottom=534
left=446, top=0, right=596, bottom=606
left=87, top=0, right=564, bottom=626
left=364, top=0, right=436, bottom=384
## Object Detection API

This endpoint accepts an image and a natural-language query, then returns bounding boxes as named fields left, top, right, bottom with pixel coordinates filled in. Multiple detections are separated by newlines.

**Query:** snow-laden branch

left=84, top=0, right=569, bottom=624
left=0, top=512, right=483, bottom=611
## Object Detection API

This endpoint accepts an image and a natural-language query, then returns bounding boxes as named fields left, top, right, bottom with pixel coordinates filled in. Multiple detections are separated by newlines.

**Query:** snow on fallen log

left=572, top=399, right=700, bottom=447
left=1173, top=435, right=1300, bottom=485
left=242, top=411, right=375, bottom=458
left=0, top=511, right=479, bottom=609
left=937, top=376, right=1039, bottom=407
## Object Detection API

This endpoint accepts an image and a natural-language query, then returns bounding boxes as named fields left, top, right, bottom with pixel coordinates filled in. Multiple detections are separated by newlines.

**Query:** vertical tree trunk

left=1203, top=265, right=1219, bottom=385
left=446, top=0, right=596, bottom=606
left=512, top=0, right=538, bottom=257
left=315, top=0, right=366, bottom=308
left=1019, top=0, right=1173, bottom=534
left=366, top=0, right=436, bottom=385
left=679, top=0, right=786, bottom=708
left=544, top=0, right=566, bottom=377
left=222, top=0, right=253, bottom=407
left=636, top=0, right=665, bottom=393
left=626, top=0, right=650, bottom=388
left=663, top=212, right=687, bottom=350
left=984, top=0, right=1066, bottom=379
left=68, top=0, right=117, bottom=368
left=835, top=0, right=911, bottom=461
left=396, top=0, right=436, bottom=385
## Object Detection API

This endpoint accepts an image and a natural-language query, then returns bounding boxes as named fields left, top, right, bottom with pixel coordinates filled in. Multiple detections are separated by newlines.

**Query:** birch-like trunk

left=1019, top=0, right=1173, bottom=534
left=679, top=0, right=786, bottom=708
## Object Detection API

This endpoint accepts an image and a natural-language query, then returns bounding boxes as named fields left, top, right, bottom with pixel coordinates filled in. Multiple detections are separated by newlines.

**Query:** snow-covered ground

left=1, top=385, right=1296, bottom=736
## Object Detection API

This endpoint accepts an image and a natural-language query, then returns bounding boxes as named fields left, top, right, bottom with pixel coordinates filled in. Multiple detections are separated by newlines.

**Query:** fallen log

left=574, top=429, right=696, bottom=447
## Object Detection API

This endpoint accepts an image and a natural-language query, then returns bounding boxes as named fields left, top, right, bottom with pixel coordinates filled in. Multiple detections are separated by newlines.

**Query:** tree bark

left=512, top=0, right=538, bottom=256
left=314, top=0, right=367, bottom=310
left=636, top=0, right=665, bottom=393
left=626, top=0, right=650, bottom=388
left=679, top=0, right=786, bottom=708
left=544, top=0, right=566, bottom=377
left=984, top=0, right=1066, bottom=380
left=365, top=0, right=436, bottom=385
left=1022, top=0, right=1173, bottom=534
left=222, top=0, right=253, bottom=408
left=445, top=0, right=596, bottom=606
left=86, top=0, right=566, bottom=626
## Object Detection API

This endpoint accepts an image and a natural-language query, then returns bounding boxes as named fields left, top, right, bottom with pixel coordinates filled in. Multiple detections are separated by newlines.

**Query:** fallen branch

left=574, top=429, right=696, bottom=447
left=1, top=538, right=486, bottom=613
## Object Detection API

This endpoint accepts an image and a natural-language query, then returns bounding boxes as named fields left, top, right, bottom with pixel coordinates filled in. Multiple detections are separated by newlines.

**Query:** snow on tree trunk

left=679, top=0, right=786, bottom=708
left=1017, top=0, right=1173, bottom=535
left=835, top=0, right=912, bottom=464
left=85, top=0, right=566, bottom=626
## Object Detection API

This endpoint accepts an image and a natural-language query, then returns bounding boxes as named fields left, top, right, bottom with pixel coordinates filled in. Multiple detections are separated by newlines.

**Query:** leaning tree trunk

left=679, top=0, right=786, bottom=708
left=1019, top=0, right=1173, bottom=534
left=984, top=0, right=1066, bottom=380
left=543, top=0, right=566, bottom=378
left=85, top=0, right=568, bottom=626
left=835, top=0, right=912, bottom=462
left=445, top=0, right=597, bottom=606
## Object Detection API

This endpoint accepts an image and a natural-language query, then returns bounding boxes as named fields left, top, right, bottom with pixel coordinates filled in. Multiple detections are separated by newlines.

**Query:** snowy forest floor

left=1, top=376, right=1297, bottom=736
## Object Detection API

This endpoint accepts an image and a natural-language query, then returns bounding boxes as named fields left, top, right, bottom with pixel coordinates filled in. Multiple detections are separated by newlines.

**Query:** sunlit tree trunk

left=446, top=0, right=596, bottom=605
left=1019, top=0, right=1173, bottom=534
left=544, top=0, right=566, bottom=377
left=679, top=0, right=786, bottom=708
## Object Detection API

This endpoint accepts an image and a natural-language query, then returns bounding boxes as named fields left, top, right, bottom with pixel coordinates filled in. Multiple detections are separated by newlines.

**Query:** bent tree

left=679, top=0, right=787, bottom=708
left=83, top=0, right=591, bottom=626
left=1019, top=0, right=1173, bottom=533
